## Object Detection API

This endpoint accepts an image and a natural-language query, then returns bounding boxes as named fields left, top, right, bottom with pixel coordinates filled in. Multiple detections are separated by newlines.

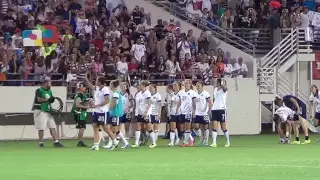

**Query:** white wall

left=0, top=80, right=260, bottom=140
left=0, top=86, right=67, bottom=113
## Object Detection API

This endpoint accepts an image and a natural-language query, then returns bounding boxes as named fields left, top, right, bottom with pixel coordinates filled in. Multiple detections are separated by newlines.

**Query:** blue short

left=137, top=114, right=151, bottom=123
left=315, top=112, right=320, bottom=120
left=92, top=112, right=109, bottom=125
left=150, top=115, right=160, bottom=124
left=108, top=116, right=120, bottom=126
left=194, top=115, right=210, bottom=125
left=211, top=110, right=226, bottom=122
left=169, top=115, right=179, bottom=123
left=120, top=114, right=131, bottom=123
left=179, top=114, right=192, bottom=123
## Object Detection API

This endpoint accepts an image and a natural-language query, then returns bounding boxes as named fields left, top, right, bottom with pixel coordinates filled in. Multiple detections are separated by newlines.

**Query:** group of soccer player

left=273, top=85, right=320, bottom=144
left=71, top=74, right=230, bottom=150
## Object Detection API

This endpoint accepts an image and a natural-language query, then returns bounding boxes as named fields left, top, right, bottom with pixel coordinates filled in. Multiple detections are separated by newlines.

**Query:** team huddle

left=69, top=75, right=230, bottom=150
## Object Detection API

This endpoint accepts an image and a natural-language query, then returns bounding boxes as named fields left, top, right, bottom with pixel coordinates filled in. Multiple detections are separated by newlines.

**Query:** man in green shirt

left=71, top=82, right=92, bottom=147
left=33, top=76, right=64, bottom=148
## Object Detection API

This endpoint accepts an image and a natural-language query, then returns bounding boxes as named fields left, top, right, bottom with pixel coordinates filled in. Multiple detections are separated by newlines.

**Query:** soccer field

left=0, top=135, right=319, bottom=180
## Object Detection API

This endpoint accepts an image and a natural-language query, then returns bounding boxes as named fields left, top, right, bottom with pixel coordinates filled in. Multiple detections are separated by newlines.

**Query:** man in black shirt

left=131, top=6, right=144, bottom=25
left=154, top=19, right=164, bottom=41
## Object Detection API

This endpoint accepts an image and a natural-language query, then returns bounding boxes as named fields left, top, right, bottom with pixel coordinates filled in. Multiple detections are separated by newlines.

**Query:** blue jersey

left=109, top=90, right=124, bottom=117
left=283, top=95, right=306, bottom=119
left=283, top=95, right=304, bottom=110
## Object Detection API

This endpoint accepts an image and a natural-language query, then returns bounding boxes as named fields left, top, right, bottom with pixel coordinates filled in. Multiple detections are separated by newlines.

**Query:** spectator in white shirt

left=197, top=56, right=210, bottom=73
left=131, top=37, right=146, bottom=62
left=116, top=56, right=129, bottom=75
left=224, top=59, right=234, bottom=78
left=299, top=7, right=310, bottom=28
left=110, top=25, right=121, bottom=39
left=233, top=57, right=248, bottom=78
left=177, top=36, right=191, bottom=60
left=75, top=12, right=88, bottom=34
left=165, top=56, right=181, bottom=83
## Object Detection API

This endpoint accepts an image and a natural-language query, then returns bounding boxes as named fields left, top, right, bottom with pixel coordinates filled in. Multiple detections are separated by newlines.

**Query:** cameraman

left=32, top=77, right=64, bottom=148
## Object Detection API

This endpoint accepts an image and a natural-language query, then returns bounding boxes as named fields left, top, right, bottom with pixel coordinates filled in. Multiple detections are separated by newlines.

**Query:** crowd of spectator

left=0, top=0, right=250, bottom=89
left=173, top=0, right=319, bottom=29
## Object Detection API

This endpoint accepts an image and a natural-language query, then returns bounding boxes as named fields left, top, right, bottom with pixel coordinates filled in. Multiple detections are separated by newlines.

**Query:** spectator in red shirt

left=91, top=33, right=103, bottom=51
left=128, top=58, right=139, bottom=72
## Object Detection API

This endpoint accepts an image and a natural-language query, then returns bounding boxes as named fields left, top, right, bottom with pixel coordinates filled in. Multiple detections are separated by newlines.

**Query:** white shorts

left=33, top=109, right=56, bottom=130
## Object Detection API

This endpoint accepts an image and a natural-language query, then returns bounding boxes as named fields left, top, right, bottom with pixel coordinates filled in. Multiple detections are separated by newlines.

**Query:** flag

left=22, top=30, right=43, bottom=47
left=37, top=25, right=58, bottom=43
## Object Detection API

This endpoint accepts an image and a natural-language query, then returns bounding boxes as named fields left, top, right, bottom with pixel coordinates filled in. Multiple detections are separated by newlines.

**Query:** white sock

left=94, top=143, right=99, bottom=147
left=149, top=131, right=156, bottom=144
left=117, top=132, right=128, bottom=145
left=184, top=132, right=189, bottom=144
left=154, top=130, right=159, bottom=141
left=170, top=131, right=175, bottom=144
left=212, top=131, right=217, bottom=144
left=189, top=133, right=194, bottom=141
left=204, top=129, right=209, bottom=143
left=196, top=129, right=202, bottom=137
left=174, top=129, right=179, bottom=140
left=135, top=131, right=141, bottom=146
left=224, top=130, right=230, bottom=144
left=54, top=140, right=59, bottom=143
left=107, top=137, right=112, bottom=146
left=146, top=131, right=150, bottom=137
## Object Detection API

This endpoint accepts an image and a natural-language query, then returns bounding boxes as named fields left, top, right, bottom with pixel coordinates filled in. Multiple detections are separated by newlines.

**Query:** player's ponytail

left=312, top=85, right=319, bottom=98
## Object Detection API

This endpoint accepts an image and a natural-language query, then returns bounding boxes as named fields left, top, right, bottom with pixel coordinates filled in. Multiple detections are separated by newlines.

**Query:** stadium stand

left=0, top=0, right=251, bottom=95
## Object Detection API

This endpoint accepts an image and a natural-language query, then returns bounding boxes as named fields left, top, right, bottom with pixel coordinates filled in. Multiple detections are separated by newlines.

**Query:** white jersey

left=310, top=92, right=320, bottom=113
left=135, top=90, right=152, bottom=115
left=151, top=93, right=162, bottom=115
left=93, top=86, right=110, bottom=113
left=212, top=87, right=227, bottom=110
left=121, top=92, right=132, bottom=112
left=194, top=90, right=211, bottom=116
left=178, top=89, right=196, bottom=115
left=275, top=106, right=295, bottom=122
left=164, top=93, right=173, bottom=117
left=170, top=92, right=180, bottom=115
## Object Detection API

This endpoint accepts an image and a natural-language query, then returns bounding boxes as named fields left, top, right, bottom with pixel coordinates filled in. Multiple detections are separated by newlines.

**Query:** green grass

left=0, top=135, right=319, bottom=180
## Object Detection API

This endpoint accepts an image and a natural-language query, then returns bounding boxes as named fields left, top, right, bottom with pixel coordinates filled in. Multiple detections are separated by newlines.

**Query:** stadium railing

left=147, top=0, right=256, bottom=56
left=1, top=73, right=65, bottom=86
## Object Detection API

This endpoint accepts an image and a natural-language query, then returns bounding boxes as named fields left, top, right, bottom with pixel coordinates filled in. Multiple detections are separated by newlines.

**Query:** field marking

left=7, top=162, right=312, bottom=169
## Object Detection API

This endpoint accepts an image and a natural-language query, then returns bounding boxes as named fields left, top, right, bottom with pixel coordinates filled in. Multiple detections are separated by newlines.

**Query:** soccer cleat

left=302, top=140, right=311, bottom=144
left=131, top=144, right=139, bottom=148
left=90, top=146, right=99, bottom=151
left=149, top=144, right=157, bottom=148
left=77, top=141, right=87, bottom=147
left=175, top=138, right=180, bottom=146
left=110, top=144, right=117, bottom=151
left=290, top=141, right=301, bottom=145
left=121, top=144, right=130, bottom=149
left=54, top=142, right=64, bottom=147
left=225, top=143, right=230, bottom=147
left=209, top=143, right=217, bottom=148
left=180, top=143, right=187, bottom=147
left=102, top=144, right=112, bottom=149
left=189, top=140, right=195, bottom=147
left=39, top=143, right=44, bottom=148
left=168, top=143, right=174, bottom=147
